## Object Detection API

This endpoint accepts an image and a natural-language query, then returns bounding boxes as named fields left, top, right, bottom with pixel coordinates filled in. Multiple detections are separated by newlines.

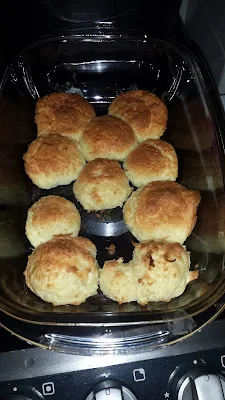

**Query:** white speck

left=13, top=387, right=17, bottom=392
left=193, top=360, right=198, bottom=364
left=164, top=392, right=170, bottom=398
left=46, top=385, right=52, bottom=393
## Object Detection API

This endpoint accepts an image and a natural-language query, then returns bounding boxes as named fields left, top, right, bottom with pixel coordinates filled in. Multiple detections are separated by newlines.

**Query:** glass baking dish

left=0, top=28, right=225, bottom=335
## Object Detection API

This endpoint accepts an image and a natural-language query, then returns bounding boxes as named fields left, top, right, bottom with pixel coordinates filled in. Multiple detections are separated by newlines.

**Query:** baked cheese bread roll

left=123, top=181, right=200, bottom=244
left=79, top=115, right=137, bottom=161
left=23, top=134, right=85, bottom=189
left=73, top=158, right=132, bottom=211
left=132, top=241, right=197, bottom=305
left=35, top=92, right=95, bottom=142
left=123, top=139, right=178, bottom=187
left=24, top=235, right=99, bottom=306
left=108, top=90, right=168, bottom=142
left=26, top=195, right=81, bottom=247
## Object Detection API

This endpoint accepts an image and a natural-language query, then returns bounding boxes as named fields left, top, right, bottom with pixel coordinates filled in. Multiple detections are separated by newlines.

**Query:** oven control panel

left=1, top=344, right=225, bottom=400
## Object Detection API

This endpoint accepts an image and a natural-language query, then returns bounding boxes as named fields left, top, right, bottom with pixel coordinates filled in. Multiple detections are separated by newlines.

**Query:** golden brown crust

left=24, top=236, right=96, bottom=284
left=99, top=257, right=136, bottom=304
left=24, top=235, right=98, bottom=306
left=108, top=90, right=168, bottom=141
left=132, top=240, right=193, bottom=304
left=123, top=181, right=201, bottom=244
left=76, top=158, right=126, bottom=185
left=100, top=240, right=197, bottom=304
left=35, top=92, right=95, bottom=141
left=134, top=240, right=186, bottom=264
left=73, top=158, right=132, bottom=211
left=123, top=139, right=178, bottom=187
left=25, top=196, right=81, bottom=247
left=31, top=196, right=78, bottom=225
left=23, top=134, right=86, bottom=189
left=79, top=115, right=137, bottom=161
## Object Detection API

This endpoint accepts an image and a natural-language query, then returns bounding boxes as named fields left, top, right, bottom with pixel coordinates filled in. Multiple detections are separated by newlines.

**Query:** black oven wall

left=0, top=0, right=182, bottom=63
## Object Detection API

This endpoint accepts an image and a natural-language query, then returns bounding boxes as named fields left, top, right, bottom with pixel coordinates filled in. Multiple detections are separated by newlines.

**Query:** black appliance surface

left=0, top=0, right=183, bottom=55
left=1, top=317, right=225, bottom=399
left=0, top=1, right=225, bottom=398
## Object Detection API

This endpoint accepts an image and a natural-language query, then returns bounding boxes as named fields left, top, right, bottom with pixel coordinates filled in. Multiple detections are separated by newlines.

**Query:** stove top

left=0, top=325, right=32, bottom=352
left=1, top=317, right=225, bottom=399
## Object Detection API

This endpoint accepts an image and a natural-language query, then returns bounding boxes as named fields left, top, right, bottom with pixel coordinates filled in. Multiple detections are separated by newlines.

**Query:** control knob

left=85, top=380, right=137, bottom=400
left=1, top=387, right=44, bottom=400
left=171, top=367, right=225, bottom=399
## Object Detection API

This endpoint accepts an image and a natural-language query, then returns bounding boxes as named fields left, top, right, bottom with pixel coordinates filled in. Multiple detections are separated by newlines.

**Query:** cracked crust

left=73, top=158, right=132, bottom=211
left=23, top=134, right=86, bottom=189
left=79, top=115, right=137, bottom=161
left=108, top=90, right=168, bottom=142
left=123, top=139, right=178, bottom=187
left=123, top=181, right=201, bottom=244
left=24, top=235, right=99, bottom=306
left=99, top=241, right=198, bottom=304
left=35, top=92, right=95, bottom=142
left=25, top=195, right=81, bottom=247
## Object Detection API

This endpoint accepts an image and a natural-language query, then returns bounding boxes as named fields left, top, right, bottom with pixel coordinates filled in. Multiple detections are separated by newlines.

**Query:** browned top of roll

left=35, top=92, right=95, bottom=138
left=25, top=235, right=97, bottom=281
left=79, top=115, right=137, bottom=161
left=136, top=181, right=199, bottom=220
left=108, top=90, right=168, bottom=141
left=77, top=158, right=125, bottom=183
left=123, top=181, right=201, bottom=243
left=123, top=139, right=178, bottom=187
left=73, top=158, right=132, bottom=211
left=28, top=195, right=80, bottom=227
left=23, top=134, right=84, bottom=176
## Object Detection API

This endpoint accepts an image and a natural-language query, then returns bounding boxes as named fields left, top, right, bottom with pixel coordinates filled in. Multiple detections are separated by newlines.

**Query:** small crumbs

left=106, top=243, right=116, bottom=255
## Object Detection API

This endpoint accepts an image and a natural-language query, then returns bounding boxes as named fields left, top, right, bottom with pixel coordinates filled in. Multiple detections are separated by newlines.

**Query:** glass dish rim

left=0, top=29, right=225, bottom=327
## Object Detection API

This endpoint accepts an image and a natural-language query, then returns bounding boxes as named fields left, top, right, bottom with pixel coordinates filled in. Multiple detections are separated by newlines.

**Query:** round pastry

left=132, top=241, right=198, bottom=305
left=108, top=90, right=168, bottom=142
left=79, top=115, right=137, bottom=161
left=24, top=235, right=99, bottom=306
left=25, top=195, right=81, bottom=248
left=23, top=134, right=86, bottom=189
left=73, top=158, right=132, bottom=211
left=123, top=139, right=178, bottom=187
left=123, top=181, right=201, bottom=244
left=99, top=258, right=136, bottom=304
left=35, top=92, right=95, bottom=142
